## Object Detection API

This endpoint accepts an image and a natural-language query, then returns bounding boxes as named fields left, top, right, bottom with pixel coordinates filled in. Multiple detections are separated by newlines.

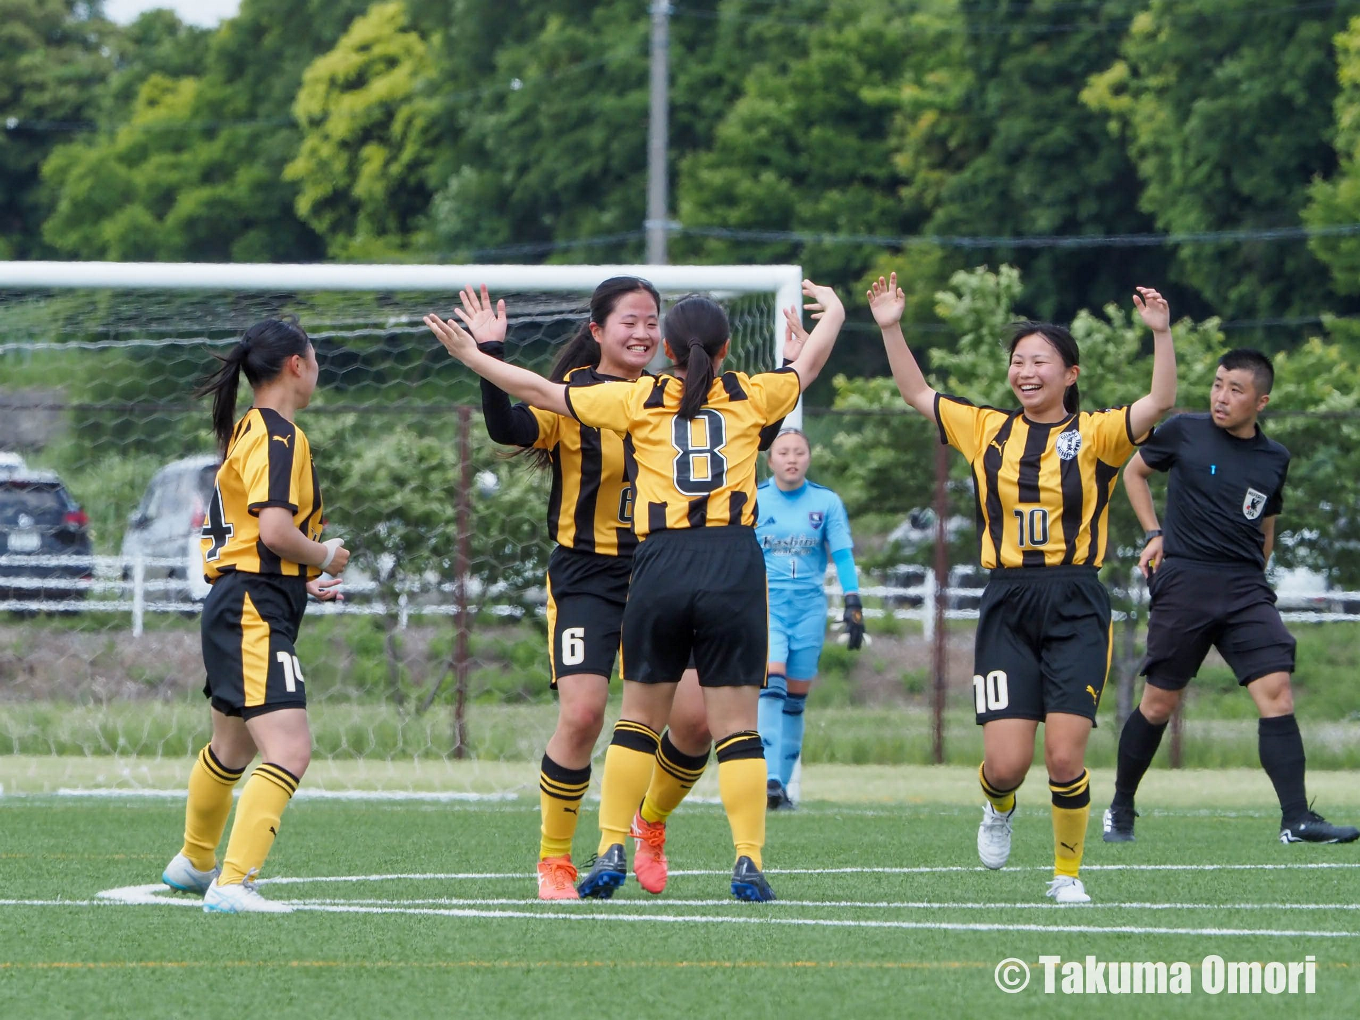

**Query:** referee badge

left=1243, top=488, right=1267, bottom=520
left=1055, top=429, right=1083, bottom=461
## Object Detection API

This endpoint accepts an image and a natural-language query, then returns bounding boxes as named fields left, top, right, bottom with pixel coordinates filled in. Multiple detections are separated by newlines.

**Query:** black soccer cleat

left=576, top=843, right=628, bottom=898
left=766, top=778, right=794, bottom=812
left=1102, top=804, right=1138, bottom=843
left=731, top=856, right=777, bottom=902
left=1280, top=810, right=1360, bottom=845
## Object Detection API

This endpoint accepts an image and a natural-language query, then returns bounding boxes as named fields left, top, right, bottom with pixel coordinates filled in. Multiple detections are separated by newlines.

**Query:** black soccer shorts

left=620, top=526, right=768, bottom=688
left=200, top=570, right=309, bottom=719
left=544, top=545, right=631, bottom=686
left=972, top=566, right=1112, bottom=725
left=1140, top=559, right=1297, bottom=690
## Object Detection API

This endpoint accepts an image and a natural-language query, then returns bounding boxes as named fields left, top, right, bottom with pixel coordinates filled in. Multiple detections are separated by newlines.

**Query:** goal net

left=0, top=261, right=801, bottom=794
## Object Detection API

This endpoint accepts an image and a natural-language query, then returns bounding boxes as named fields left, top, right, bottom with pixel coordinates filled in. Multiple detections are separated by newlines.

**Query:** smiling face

left=768, top=431, right=811, bottom=489
left=590, top=289, right=660, bottom=377
left=1210, top=365, right=1268, bottom=433
left=1008, top=333, right=1079, bottom=418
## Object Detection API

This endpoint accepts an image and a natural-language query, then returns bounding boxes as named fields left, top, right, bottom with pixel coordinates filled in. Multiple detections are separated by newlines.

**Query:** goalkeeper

left=756, top=422, right=863, bottom=810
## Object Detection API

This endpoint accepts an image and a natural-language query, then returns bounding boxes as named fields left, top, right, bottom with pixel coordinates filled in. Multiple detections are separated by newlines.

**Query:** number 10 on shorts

left=973, top=670, right=1009, bottom=713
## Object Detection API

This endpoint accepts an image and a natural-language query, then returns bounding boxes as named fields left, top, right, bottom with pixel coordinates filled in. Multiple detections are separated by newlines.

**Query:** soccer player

left=427, top=280, right=844, bottom=901
left=756, top=426, right=863, bottom=810
left=1104, top=349, right=1360, bottom=845
left=869, top=272, right=1177, bottom=903
left=461, top=279, right=712, bottom=899
left=160, top=318, right=347, bottom=914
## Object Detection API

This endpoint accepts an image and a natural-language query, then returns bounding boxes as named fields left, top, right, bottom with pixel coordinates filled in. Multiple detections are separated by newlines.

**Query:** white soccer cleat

left=1045, top=875, right=1091, bottom=904
left=977, top=801, right=1014, bottom=869
left=203, top=871, right=293, bottom=914
left=162, top=852, right=219, bottom=895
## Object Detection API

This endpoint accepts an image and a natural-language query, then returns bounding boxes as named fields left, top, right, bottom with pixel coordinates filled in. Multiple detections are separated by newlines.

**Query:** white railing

left=5, top=554, right=1360, bottom=637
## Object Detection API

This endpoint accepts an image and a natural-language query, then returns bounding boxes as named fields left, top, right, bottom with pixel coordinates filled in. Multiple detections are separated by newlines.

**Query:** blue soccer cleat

left=731, top=856, right=777, bottom=902
left=576, top=844, right=627, bottom=899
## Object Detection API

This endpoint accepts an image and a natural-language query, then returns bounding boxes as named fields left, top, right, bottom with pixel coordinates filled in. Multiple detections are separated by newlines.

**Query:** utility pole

left=646, top=0, right=672, bottom=265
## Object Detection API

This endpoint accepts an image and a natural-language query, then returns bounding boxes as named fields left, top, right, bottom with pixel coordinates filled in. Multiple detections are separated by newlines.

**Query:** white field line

left=82, top=884, right=1360, bottom=938
left=288, top=897, right=1360, bottom=911
left=49, top=788, right=519, bottom=803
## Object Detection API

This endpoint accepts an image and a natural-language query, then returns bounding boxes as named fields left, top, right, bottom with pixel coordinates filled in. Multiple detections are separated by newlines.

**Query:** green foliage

left=1307, top=15, right=1360, bottom=297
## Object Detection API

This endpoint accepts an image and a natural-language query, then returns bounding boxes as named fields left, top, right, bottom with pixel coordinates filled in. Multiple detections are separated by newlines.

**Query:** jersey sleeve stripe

left=932, top=392, right=949, bottom=446
left=643, top=377, right=669, bottom=409
left=1121, top=404, right=1148, bottom=446
left=720, top=373, right=749, bottom=402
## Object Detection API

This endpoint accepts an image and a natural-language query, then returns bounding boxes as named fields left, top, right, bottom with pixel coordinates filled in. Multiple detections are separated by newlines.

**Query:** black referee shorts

left=544, top=545, right=631, bottom=687
left=200, top=570, right=309, bottom=720
left=1141, top=559, right=1296, bottom=690
left=621, top=526, right=768, bottom=688
left=973, top=566, right=1112, bottom=725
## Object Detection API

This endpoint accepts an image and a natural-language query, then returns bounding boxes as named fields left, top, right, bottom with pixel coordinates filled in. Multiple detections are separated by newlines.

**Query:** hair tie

left=687, top=337, right=704, bottom=349
left=237, top=337, right=252, bottom=355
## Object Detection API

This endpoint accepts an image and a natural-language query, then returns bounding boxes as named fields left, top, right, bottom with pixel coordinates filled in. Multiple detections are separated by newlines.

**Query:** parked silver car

left=120, top=454, right=218, bottom=602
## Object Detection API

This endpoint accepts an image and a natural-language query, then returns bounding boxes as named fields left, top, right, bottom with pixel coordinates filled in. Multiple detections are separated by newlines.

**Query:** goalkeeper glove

left=842, top=593, right=865, bottom=651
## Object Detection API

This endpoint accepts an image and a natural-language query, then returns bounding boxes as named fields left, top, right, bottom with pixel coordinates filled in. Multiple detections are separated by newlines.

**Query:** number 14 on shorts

left=276, top=651, right=305, bottom=693
left=973, top=670, right=1009, bottom=713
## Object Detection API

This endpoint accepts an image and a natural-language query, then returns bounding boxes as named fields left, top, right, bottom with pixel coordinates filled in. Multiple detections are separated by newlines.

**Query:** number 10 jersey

left=201, top=406, right=324, bottom=583
left=565, top=368, right=801, bottom=539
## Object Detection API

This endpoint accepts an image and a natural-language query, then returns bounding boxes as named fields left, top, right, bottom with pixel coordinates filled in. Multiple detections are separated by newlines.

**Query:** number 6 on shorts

left=973, top=670, right=1009, bottom=713
left=561, top=627, right=586, bottom=667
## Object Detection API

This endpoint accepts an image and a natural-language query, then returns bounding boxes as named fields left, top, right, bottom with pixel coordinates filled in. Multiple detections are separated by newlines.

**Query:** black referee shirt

left=1141, top=413, right=1290, bottom=570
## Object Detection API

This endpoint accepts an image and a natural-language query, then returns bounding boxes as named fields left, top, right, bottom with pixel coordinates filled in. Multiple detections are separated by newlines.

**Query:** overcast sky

left=104, top=0, right=241, bottom=27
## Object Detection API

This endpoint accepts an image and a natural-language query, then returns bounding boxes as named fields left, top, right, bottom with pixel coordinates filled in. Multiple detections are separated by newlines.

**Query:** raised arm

left=456, top=285, right=542, bottom=446
left=868, top=273, right=936, bottom=420
left=784, top=280, right=846, bottom=391
left=426, top=313, right=569, bottom=417
left=1126, top=286, right=1177, bottom=440
left=1123, top=451, right=1163, bottom=577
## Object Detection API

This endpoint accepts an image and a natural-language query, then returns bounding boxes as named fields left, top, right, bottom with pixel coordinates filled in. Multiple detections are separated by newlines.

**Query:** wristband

left=1144, top=529, right=1163, bottom=542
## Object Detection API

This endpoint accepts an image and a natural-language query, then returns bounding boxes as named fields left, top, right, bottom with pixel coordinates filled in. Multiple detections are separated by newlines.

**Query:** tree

left=1306, top=15, right=1360, bottom=299
left=284, top=1, right=438, bottom=260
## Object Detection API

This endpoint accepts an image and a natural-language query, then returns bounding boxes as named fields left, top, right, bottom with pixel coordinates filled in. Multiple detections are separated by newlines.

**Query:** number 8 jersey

left=565, top=368, right=801, bottom=538
left=934, top=394, right=1145, bottom=569
left=201, top=407, right=324, bottom=583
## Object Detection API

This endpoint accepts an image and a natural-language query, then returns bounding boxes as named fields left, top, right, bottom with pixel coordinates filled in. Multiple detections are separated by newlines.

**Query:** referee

left=1104, top=349, right=1359, bottom=845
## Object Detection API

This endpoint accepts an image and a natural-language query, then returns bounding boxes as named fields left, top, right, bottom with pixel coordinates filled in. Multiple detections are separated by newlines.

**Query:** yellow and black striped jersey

left=935, top=394, right=1145, bottom=569
left=522, top=367, right=637, bottom=557
left=201, top=407, right=324, bottom=582
left=565, top=368, right=801, bottom=539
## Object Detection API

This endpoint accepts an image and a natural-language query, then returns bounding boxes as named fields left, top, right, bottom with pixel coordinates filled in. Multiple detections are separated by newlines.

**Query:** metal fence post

left=131, top=553, right=145, bottom=638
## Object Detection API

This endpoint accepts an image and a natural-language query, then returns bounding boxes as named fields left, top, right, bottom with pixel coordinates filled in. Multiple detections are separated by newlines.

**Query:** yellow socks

left=640, top=730, right=709, bottom=825
left=715, top=730, right=766, bottom=868
left=979, top=762, right=1020, bottom=815
left=597, top=721, right=661, bottom=856
left=219, top=762, right=299, bottom=886
left=1050, top=769, right=1091, bottom=878
left=180, top=745, right=245, bottom=872
left=539, top=755, right=590, bottom=860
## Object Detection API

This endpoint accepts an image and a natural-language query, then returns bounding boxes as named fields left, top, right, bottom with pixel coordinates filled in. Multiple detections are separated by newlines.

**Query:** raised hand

left=782, top=304, right=810, bottom=363
left=802, top=279, right=843, bottom=320
left=425, top=313, right=478, bottom=363
left=454, top=284, right=508, bottom=346
left=1132, top=286, right=1170, bottom=334
left=867, top=273, right=906, bottom=328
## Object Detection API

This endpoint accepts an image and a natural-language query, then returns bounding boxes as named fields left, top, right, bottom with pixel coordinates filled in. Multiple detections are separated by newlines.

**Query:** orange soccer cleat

left=536, top=855, right=580, bottom=900
left=629, top=812, right=669, bottom=894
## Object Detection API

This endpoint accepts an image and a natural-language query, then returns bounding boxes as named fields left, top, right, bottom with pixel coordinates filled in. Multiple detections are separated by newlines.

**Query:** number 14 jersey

left=201, top=406, right=324, bottom=583
left=565, top=368, right=801, bottom=539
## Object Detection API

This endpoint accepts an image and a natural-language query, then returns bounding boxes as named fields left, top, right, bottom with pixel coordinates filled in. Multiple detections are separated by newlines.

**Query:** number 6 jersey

left=201, top=406, right=324, bottom=583
left=934, top=393, right=1145, bottom=569
left=565, top=368, right=801, bottom=538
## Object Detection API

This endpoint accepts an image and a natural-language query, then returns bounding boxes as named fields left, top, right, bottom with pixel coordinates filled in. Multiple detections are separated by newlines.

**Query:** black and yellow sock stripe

left=979, top=762, right=1020, bottom=813
left=540, top=754, right=591, bottom=803
left=656, top=731, right=710, bottom=788
left=715, top=730, right=763, bottom=763
left=611, top=719, right=662, bottom=755
left=252, top=762, right=300, bottom=799
left=1049, top=769, right=1091, bottom=809
left=200, top=745, right=245, bottom=787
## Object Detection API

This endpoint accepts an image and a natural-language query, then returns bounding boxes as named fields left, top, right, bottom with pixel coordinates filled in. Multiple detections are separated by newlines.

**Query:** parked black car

left=0, top=459, right=94, bottom=603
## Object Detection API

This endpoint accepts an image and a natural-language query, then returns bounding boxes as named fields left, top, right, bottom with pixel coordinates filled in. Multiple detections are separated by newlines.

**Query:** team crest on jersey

left=1055, top=429, right=1083, bottom=461
left=808, top=511, right=825, bottom=530
left=1243, top=487, right=1267, bottom=520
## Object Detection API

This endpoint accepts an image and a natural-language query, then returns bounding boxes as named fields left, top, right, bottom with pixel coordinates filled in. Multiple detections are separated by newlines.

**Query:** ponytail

left=664, top=295, right=730, bottom=421
left=546, top=321, right=602, bottom=383
left=1063, top=381, right=1081, bottom=415
left=193, top=318, right=311, bottom=453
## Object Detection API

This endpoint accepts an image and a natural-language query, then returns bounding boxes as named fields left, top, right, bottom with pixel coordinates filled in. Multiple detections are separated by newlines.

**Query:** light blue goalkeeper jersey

left=755, top=479, right=854, bottom=592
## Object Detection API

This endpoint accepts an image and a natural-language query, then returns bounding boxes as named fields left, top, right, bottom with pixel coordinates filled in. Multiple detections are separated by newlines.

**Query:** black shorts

left=1141, top=559, right=1296, bottom=691
left=621, top=526, right=767, bottom=688
left=545, top=545, right=631, bottom=686
left=973, top=566, right=1112, bottom=724
left=201, top=570, right=309, bottom=720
